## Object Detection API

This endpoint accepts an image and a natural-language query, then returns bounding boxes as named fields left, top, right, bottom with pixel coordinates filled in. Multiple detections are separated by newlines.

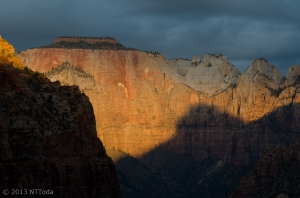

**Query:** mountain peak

left=286, top=64, right=300, bottom=86
left=166, top=54, right=240, bottom=96
left=245, top=58, right=283, bottom=90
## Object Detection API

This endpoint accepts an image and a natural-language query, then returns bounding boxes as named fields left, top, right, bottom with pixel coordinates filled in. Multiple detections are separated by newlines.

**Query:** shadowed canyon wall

left=0, top=37, right=121, bottom=197
left=231, top=134, right=300, bottom=198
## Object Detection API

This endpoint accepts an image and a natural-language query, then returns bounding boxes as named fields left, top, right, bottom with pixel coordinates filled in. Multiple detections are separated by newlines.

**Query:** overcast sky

left=1, top=0, right=299, bottom=75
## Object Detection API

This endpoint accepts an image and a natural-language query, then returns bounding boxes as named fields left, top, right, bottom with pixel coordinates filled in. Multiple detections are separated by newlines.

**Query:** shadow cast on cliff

left=113, top=102, right=300, bottom=198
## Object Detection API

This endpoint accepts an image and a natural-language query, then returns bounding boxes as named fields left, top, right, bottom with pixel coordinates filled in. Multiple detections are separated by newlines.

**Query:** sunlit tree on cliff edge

left=0, top=36, right=24, bottom=69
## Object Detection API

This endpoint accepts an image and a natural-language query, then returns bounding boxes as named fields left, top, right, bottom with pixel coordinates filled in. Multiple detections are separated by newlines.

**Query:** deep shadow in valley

left=112, top=102, right=300, bottom=198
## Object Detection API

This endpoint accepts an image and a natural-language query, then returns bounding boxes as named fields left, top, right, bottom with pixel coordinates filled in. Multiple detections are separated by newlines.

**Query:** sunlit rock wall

left=19, top=44, right=300, bottom=165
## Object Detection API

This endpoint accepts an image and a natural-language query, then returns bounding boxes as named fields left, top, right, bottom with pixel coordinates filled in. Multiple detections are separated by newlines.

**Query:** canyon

left=18, top=37, right=300, bottom=197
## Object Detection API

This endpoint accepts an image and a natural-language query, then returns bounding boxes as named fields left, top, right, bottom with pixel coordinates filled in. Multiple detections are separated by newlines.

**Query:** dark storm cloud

left=0, top=0, right=299, bottom=74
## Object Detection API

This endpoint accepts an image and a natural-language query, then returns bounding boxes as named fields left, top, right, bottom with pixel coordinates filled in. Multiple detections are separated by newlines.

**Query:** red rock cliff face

left=20, top=49, right=177, bottom=157
left=19, top=47, right=300, bottom=166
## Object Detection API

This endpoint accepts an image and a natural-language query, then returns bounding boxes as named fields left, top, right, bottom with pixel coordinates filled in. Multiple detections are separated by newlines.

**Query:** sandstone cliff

left=20, top=48, right=177, bottom=158
left=0, top=38, right=121, bottom=197
left=19, top=41, right=300, bottom=165
left=18, top=37, right=300, bottom=197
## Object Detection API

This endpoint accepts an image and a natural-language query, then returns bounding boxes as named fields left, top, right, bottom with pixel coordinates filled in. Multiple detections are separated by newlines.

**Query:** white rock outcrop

left=245, top=58, right=283, bottom=90
left=286, top=64, right=300, bottom=86
left=163, top=54, right=240, bottom=96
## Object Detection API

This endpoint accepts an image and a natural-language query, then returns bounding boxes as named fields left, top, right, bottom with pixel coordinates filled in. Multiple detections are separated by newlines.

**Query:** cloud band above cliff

left=1, top=0, right=299, bottom=75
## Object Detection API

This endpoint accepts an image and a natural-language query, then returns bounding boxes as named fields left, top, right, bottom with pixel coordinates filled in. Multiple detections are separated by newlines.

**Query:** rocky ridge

left=0, top=38, right=121, bottom=197
left=45, top=61, right=104, bottom=92
left=41, top=36, right=127, bottom=50
left=53, top=36, right=117, bottom=45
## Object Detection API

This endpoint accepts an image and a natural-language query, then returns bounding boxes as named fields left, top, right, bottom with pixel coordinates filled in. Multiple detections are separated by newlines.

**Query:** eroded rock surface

left=245, top=58, right=283, bottom=90
left=286, top=64, right=300, bottom=87
left=165, top=54, right=240, bottom=96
